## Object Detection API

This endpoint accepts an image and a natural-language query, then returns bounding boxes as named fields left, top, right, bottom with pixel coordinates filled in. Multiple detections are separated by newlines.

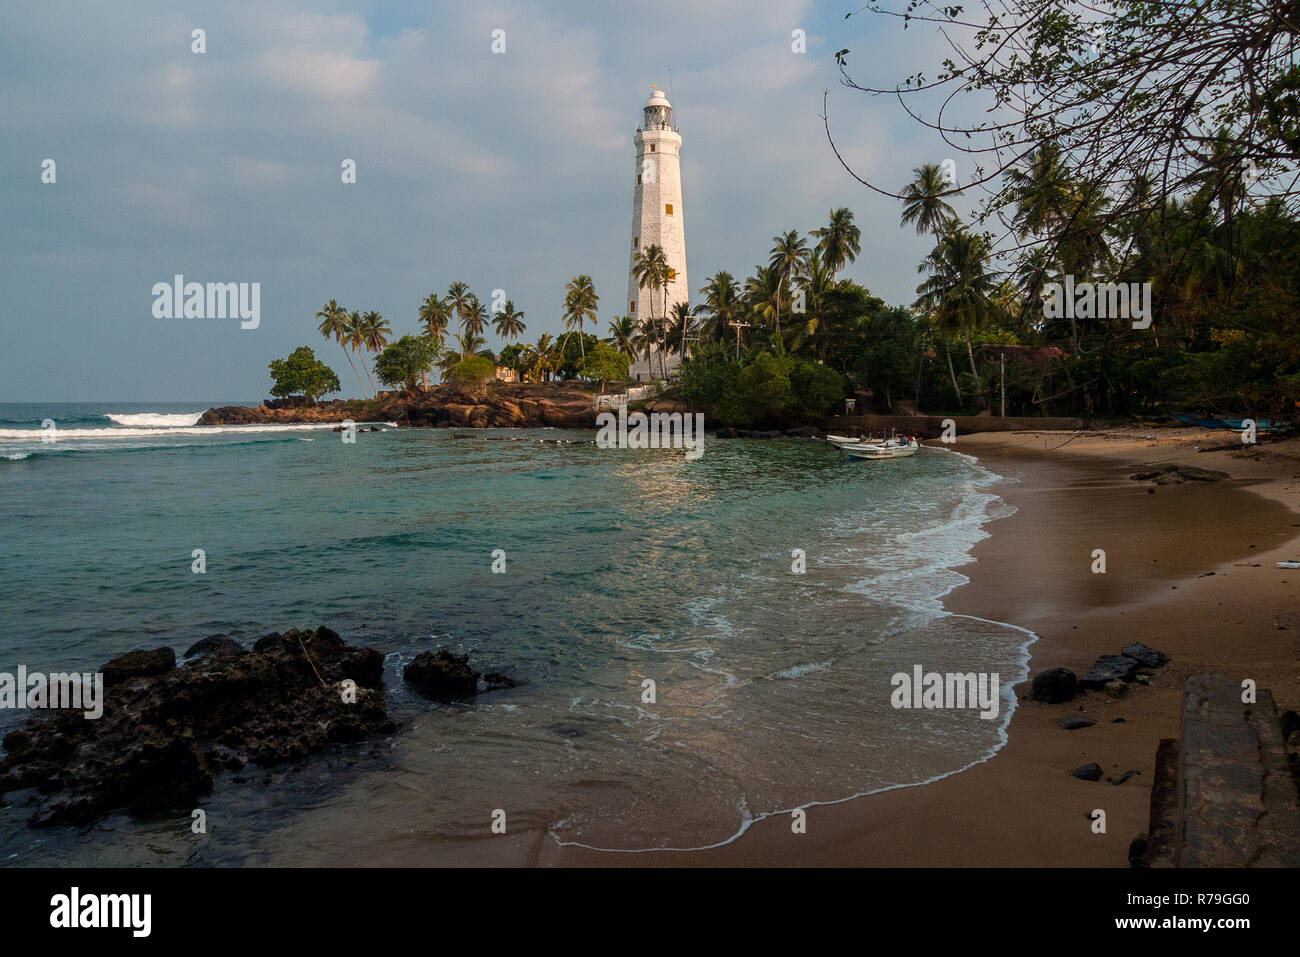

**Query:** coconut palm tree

left=667, top=301, right=696, bottom=358
left=607, top=315, right=637, bottom=360
left=526, top=333, right=555, bottom=382
left=768, top=229, right=810, bottom=345
left=446, top=282, right=474, bottom=356
left=788, top=251, right=835, bottom=357
left=463, top=295, right=488, bottom=342
left=316, top=299, right=367, bottom=396
left=743, top=263, right=782, bottom=343
left=342, top=311, right=375, bottom=398
left=812, top=207, right=862, bottom=280
left=901, top=164, right=960, bottom=240
left=697, top=270, right=740, bottom=344
left=632, top=245, right=671, bottom=377
left=359, top=310, right=391, bottom=394
left=491, top=299, right=527, bottom=343
left=418, top=294, right=451, bottom=344
left=916, top=228, right=996, bottom=404
left=561, top=275, right=599, bottom=362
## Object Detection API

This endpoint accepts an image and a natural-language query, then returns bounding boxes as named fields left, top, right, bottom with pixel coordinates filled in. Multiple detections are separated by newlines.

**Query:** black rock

left=1113, top=769, right=1141, bottom=786
left=404, top=650, right=479, bottom=700
left=1079, top=654, right=1140, bottom=689
left=1058, top=715, right=1097, bottom=730
left=1278, top=709, right=1299, bottom=741
left=252, top=631, right=283, bottom=651
left=1072, top=762, right=1103, bottom=781
left=101, top=647, right=176, bottom=686
left=183, top=634, right=246, bottom=659
left=1121, top=642, right=1169, bottom=667
left=1129, top=835, right=1150, bottom=868
left=1030, top=667, right=1078, bottom=703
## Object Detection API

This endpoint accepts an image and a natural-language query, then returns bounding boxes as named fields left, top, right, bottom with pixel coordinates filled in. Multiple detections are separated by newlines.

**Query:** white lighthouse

left=627, top=87, right=688, bottom=380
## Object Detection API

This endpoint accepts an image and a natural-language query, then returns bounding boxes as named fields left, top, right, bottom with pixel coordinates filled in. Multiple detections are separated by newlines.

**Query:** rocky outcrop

left=198, top=382, right=603, bottom=430
left=403, top=650, right=517, bottom=702
left=0, top=626, right=393, bottom=826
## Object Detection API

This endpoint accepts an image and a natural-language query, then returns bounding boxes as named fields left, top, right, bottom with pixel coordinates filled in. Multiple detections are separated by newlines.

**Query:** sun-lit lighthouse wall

left=627, top=88, right=688, bottom=379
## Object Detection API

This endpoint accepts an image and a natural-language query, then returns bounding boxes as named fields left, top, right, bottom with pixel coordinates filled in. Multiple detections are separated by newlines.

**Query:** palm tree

left=788, top=251, right=835, bottom=357
left=418, top=294, right=451, bottom=343
left=768, top=229, right=810, bottom=345
left=632, top=245, right=671, bottom=377
left=901, top=164, right=959, bottom=240
left=455, top=331, right=487, bottom=357
left=561, top=275, right=599, bottom=363
left=463, top=295, right=488, bottom=342
left=343, top=310, right=374, bottom=398
left=446, top=282, right=474, bottom=356
left=316, top=299, right=367, bottom=396
left=360, top=310, right=391, bottom=394
left=697, top=271, right=740, bottom=344
left=743, top=263, right=782, bottom=343
left=667, top=301, right=696, bottom=358
left=916, top=228, right=996, bottom=405
left=607, top=315, right=638, bottom=360
left=526, top=333, right=555, bottom=382
left=492, top=299, right=527, bottom=343
left=812, top=207, right=861, bottom=279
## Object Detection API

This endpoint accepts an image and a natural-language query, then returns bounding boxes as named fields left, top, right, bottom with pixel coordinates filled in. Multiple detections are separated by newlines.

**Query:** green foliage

left=446, top=354, right=497, bottom=384
left=268, top=346, right=340, bottom=400
left=680, top=351, right=845, bottom=426
left=578, top=341, right=630, bottom=385
left=373, top=335, right=438, bottom=393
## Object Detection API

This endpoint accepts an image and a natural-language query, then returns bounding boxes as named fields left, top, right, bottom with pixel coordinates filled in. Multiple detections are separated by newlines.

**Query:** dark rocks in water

left=101, top=647, right=176, bottom=686
left=0, top=625, right=393, bottom=827
left=1130, top=464, right=1229, bottom=484
left=1121, top=642, right=1169, bottom=668
left=715, top=427, right=739, bottom=439
left=182, top=634, right=246, bottom=659
left=1079, top=654, right=1140, bottom=689
left=252, top=631, right=283, bottom=651
left=1072, top=762, right=1103, bottom=781
left=784, top=425, right=821, bottom=438
left=1030, top=667, right=1078, bottom=703
left=1058, top=715, right=1097, bottom=730
left=750, top=429, right=782, bottom=439
left=403, top=650, right=516, bottom=701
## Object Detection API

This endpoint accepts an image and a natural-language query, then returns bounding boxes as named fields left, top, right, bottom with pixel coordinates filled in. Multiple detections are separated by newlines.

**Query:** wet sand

left=542, top=427, right=1300, bottom=866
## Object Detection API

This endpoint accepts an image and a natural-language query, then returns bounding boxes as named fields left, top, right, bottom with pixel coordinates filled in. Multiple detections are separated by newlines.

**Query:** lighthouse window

left=633, top=236, right=638, bottom=249
left=650, top=145, right=656, bottom=152
left=630, top=301, right=636, bottom=313
left=665, top=203, right=674, bottom=215
left=636, top=174, right=642, bottom=185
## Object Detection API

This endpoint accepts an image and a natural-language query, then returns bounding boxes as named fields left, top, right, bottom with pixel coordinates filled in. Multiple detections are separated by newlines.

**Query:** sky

left=0, top=0, right=972, bottom=401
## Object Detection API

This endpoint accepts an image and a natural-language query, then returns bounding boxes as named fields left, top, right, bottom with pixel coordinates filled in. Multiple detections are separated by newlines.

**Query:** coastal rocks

left=1103, top=680, right=1128, bottom=698
left=1058, top=715, right=1097, bottom=730
left=1121, top=642, right=1170, bottom=667
left=1079, top=655, right=1141, bottom=690
left=182, top=634, right=246, bottom=659
left=1072, top=762, right=1103, bottom=781
left=1030, top=667, right=1079, bottom=703
left=403, top=650, right=517, bottom=702
left=102, top=647, right=177, bottom=686
left=0, top=626, right=393, bottom=827
left=1130, top=464, right=1229, bottom=484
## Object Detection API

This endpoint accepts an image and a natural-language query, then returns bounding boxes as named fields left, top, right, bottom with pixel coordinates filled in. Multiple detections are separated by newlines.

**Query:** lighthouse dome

left=642, top=88, right=673, bottom=129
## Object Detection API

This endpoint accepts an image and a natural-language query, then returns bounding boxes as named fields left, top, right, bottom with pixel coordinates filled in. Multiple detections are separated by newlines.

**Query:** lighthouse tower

left=627, top=87, right=688, bottom=380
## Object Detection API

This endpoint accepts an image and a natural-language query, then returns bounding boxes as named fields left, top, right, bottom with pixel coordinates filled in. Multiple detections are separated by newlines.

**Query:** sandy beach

left=541, top=426, right=1300, bottom=866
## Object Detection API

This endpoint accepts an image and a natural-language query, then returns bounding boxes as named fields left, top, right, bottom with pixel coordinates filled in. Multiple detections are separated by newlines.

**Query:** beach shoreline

left=541, top=427, right=1300, bottom=866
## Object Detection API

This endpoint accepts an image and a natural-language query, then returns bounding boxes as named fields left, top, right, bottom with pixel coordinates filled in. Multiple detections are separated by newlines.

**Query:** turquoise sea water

left=0, top=402, right=1031, bottom=863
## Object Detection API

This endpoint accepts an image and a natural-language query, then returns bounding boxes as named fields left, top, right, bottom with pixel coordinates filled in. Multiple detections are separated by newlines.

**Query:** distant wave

left=105, top=412, right=205, bottom=427
left=0, top=422, right=395, bottom=441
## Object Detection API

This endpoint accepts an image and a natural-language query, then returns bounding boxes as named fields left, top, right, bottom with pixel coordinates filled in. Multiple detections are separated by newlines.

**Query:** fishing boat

left=841, top=435, right=919, bottom=460
left=826, top=433, right=864, bottom=447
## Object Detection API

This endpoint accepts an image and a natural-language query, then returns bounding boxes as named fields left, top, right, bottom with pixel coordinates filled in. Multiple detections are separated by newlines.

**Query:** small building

left=495, top=366, right=518, bottom=383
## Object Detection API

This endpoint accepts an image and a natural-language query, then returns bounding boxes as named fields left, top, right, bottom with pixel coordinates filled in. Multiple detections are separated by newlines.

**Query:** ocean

left=0, top=401, right=1032, bottom=864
